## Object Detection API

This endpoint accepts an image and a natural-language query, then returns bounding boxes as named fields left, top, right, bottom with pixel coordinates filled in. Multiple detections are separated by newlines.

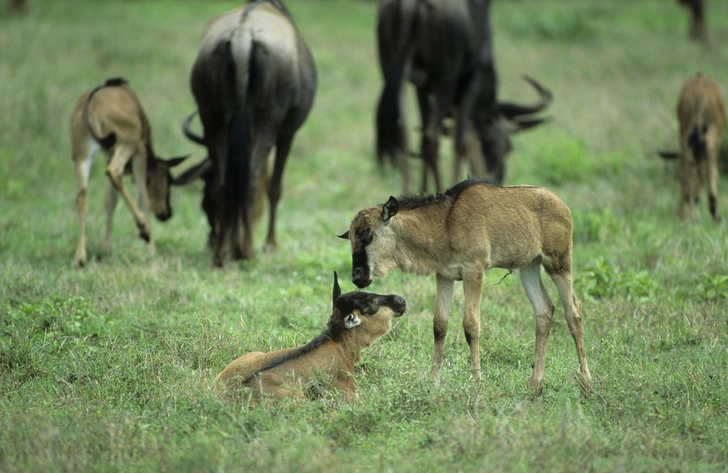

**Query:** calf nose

left=353, top=267, right=365, bottom=281
left=394, top=296, right=406, bottom=306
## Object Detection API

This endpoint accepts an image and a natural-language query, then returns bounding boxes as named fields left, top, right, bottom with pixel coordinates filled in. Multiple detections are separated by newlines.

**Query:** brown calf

left=215, top=272, right=407, bottom=402
left=659, top=74, right=725, bottom=222
left=339, top=179, right=592, bottom=396
left=70, top=78, right=186, bottom=267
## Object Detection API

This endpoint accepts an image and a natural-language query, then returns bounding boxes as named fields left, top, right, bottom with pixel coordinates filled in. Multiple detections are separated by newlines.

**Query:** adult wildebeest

left=182, top=0, right=316, bottom=265
left=215, top=272, right=407, bottom=402
left=70, top=78, right=187, bottom=268
left=659, top=74, right=725, bottom=222
left=339, top=179, right=592, bottom=397
left=376, top=0, right=551, bottom=193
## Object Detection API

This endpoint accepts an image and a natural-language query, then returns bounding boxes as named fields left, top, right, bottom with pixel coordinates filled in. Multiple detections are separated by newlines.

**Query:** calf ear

left=382, top=196, right=399, bottom=222
left=337, top=230, right=349, bottom=240
left=332, top=271, right=342, bottom=310
left=344, top=313, right=361, bottom=329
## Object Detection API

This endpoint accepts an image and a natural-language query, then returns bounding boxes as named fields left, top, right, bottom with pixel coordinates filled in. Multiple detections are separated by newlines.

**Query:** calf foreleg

left=707, top=141, right=720, bottom=221
left=462, top=269, right=484, bottom=379
left=431, top=274, right=454, bottom=379
left=520, top=260, right=555, bottom=396
left=102, top=179, right=119, bottom=256
left=73, top=140, right=98, bottom=268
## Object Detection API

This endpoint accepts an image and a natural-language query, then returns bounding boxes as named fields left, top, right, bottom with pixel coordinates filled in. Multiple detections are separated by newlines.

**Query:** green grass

left=2, top=0, right=728, bottom=471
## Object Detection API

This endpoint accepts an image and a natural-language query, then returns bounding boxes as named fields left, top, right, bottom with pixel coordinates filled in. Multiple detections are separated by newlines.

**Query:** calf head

left=146, top=155, right=188, bottom=221
left=329, top=272, right=406, bottom=347
left=338, top=197, right=400, bottom=288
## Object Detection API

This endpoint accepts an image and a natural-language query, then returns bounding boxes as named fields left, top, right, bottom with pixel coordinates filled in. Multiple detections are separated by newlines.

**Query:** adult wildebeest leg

left=462, top=268, right=484, bottom=379
left=264, top=131, right=293, bottom=252
left=238, top=137, right=274, bottom=259
left=73, top=140, right=99, bottom=268
left=432, top=274, right=454, bottom=379
left=452, top=75, right=482, bottom=183
left=101, top=178, right=119, bottom=256
left=547, top=268, right=592, bottom=396
left=519, top=260, right=555, bottom=396
left=105, top=145, right=152, bottom=245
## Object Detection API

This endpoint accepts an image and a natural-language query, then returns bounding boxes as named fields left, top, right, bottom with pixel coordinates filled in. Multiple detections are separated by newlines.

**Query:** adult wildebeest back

left=339, top=179, right=592, bottom=397
left=70, top=78, right=187, bottom=267
left=215, top=272, right=407, bottom=402
left=659, top=74, right=725, bottom=221
left=181, top=0, right=316, bottom=265
left=376, top=0, right=551, bottom=192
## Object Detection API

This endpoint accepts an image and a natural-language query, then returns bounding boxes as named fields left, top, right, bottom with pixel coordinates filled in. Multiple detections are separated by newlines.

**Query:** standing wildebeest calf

left=182, top=0, right=316, bottom=265
left=376, top=0, right=551, bottom=192
left=215, top=272, right=407, bottom=402
left=659, top=74, right=725, bottom=222
left=70, top=78, right=187, bottom=267
left=339, top=179, right=592, bottom=396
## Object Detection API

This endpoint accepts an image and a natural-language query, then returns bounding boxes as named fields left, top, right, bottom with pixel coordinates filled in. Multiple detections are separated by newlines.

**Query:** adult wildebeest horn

left=172, top=157, right=212, bottom=186
left=658, top=150, right=680, bottom=160
left=499, top=76, right=553, bottom=119
left=182, top=111, right=205, bottom=146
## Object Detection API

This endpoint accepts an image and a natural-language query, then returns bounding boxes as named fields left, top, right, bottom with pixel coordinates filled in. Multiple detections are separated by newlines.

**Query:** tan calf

left=340, top=179, right=591, bottom=396
left=660, top=74, right=725, bottom=222
left=71, top=78, right=186, bottom=267
left=216, top=272, right=406, bottom=402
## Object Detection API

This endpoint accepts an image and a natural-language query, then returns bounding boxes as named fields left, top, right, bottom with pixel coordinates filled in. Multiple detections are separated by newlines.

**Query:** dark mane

left=241, top=316, right=344, bottom=384
left=392, top=178, right=498, bottom=210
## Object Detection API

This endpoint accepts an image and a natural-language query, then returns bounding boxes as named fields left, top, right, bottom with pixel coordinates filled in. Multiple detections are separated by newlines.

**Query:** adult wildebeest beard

left=376, top=0, right=552, bottom=193
left=339, top=179, right=593, bottom=397
left=178, top=0, right=317, bottom=266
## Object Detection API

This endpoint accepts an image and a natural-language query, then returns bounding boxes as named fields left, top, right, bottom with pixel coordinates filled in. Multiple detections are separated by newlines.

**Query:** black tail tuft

left=104, top=77, right=128, bottom=87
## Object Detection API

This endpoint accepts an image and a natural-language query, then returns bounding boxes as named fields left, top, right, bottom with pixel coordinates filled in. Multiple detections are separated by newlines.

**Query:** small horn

left=499, top=76, right=553, bottom=119
left=182, top=111, right=205, bottom=146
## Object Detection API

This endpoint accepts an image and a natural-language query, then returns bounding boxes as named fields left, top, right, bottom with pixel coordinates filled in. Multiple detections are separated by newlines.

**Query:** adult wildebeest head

left=70, top=78, right=187, bottom=268
left=376, top=0, right=551, bottom=193
left=215, top=272, right=407, bottom=402
left=659, top=73, right=725, bottom=222
left=182, top=0, right=316, bottom=266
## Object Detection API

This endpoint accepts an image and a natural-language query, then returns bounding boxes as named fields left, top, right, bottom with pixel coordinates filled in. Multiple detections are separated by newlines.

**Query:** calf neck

left=340, top=179, right=592, bottom=396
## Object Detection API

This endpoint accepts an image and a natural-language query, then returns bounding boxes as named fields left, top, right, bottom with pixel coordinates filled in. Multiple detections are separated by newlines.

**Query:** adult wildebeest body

left=339, top=179, right=592, bottom=396
left=183, top=0, right=316, bottom=265
left=376, top=0, right=551, bottom=192
left=216, top=272, right=407, bottom=402
left=659, top=74, right=725, bottom=221
left=70, top=78, right=186, bottom=267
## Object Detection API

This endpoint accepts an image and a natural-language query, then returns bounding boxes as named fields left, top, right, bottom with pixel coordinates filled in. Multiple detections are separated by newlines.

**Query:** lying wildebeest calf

left=70, top=78, right=187, bottom=267
left=339, top=179, right=592, bottom=396
left=215, top=272, right=406, bottom=402
left=659, top=73, right=725, bottom=222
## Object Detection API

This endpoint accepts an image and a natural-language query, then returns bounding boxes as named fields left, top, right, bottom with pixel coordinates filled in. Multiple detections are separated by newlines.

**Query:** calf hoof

left=74, top=249, right=87, bottom=268
left=577, top=374, right=593, bottom=398
left=529, top=377, right=544, bottom=399
left=138, top=228, right=150, bottom=242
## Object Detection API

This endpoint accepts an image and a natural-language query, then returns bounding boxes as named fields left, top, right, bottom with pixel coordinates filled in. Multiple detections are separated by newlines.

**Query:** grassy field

left=1, top=0, right=728, bottom=471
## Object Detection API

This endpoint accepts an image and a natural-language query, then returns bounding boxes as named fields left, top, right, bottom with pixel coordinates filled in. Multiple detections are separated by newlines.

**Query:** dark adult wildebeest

left=182, top=0, right=316, bottom=265
left=376, top=0, right=551, bottom=192
left=215, top=272, right=407, bottom=402
left=659, top=74, right=725, bottom=222
left=70, top=78, right=187, bottom=268
left=339, top=179, right=592, bottom=397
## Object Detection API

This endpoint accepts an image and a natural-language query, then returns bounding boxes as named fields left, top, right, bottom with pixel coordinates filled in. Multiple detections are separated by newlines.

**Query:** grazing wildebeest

left=339, top=179, right=592, bottom=396
left=659, top=74, right=725, bottom=222
left=376, top=0, right=551, bottom=192
left=678, top=0, right=707, bottom=42
left=70, top=78, right=187, bottom=268
left=183, top=0, right=317, bottom=266
left=215, top=272, right=407, bottom=402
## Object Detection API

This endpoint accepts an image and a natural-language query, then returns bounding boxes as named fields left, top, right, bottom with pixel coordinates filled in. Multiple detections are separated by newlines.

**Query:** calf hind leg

left=548, top=270, right=592, bottom=396
left=432, top=275, right=454, bottom=380
left=519, top=260, right=555, bottom=397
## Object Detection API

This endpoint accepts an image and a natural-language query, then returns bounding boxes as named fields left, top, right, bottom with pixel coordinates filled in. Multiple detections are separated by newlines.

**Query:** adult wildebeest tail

left=375, top=0, right=417, bottom=168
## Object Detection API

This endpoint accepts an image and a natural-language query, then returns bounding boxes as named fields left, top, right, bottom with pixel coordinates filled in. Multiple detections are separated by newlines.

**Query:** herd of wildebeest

left=55, top=0, right=722, bottom=402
